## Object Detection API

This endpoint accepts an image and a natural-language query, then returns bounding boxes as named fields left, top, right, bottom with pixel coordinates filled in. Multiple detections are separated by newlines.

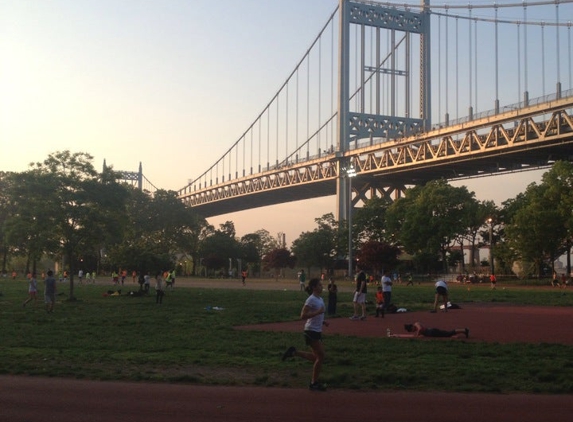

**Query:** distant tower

left=104, top=160, right=143, bottom=191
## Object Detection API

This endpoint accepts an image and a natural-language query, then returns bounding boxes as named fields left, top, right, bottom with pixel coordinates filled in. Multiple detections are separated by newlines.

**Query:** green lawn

left=1, top=278, right=572, bottom=393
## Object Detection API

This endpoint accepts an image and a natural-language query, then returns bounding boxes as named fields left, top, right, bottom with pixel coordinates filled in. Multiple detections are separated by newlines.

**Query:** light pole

left=346, top=165, right=357, bottom=278
left=487, top=218, right=494, bottom=275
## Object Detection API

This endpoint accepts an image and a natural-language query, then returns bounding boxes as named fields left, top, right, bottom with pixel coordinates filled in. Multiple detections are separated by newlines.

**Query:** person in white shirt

left=281, top=278, right=329, bottom=391
left=381, top=272, right=393, bottom=311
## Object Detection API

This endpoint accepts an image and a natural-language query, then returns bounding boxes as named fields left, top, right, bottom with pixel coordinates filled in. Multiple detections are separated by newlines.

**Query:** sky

left=0, top=0, right=564, bottom=246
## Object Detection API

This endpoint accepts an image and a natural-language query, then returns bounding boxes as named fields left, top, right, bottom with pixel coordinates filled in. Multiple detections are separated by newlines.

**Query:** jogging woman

left=282, top=278, right=329, bottom=391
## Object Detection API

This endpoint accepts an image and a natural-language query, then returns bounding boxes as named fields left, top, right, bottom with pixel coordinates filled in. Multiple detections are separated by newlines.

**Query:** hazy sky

left=0, top=1, right=561, bottom=245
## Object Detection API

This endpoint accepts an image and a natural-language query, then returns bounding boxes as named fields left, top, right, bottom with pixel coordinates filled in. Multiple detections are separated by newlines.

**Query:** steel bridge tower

left=337, top=0, right=431, bottom=221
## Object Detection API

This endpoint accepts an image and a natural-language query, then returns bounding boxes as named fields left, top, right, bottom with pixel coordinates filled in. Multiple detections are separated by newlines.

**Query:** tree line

left=2, top=151, right=572, bottom=299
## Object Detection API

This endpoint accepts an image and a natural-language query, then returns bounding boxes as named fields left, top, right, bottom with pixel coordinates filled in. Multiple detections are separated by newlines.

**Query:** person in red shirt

left=375, top=286, right=384, bottom=318
left=489, top=273, right=497, bottom=290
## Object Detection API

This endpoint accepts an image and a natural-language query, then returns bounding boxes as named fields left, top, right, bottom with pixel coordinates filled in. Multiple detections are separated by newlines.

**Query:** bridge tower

left=337, top=0, right=431, bottom=221
left=104, top=160, right=143, bottom=190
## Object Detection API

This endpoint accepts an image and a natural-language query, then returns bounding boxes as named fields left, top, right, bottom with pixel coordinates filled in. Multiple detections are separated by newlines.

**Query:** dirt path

left=2, top=375, right=573, bottom=422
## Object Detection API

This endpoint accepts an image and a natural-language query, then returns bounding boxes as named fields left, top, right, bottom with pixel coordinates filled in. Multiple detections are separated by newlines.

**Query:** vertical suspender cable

left=445, top=7, right=449, bottom=122
left=332, top=19, right=336, bottom=148
left=376, top=27, right=380, bottom=116
left=524, top=4, right=528, bottom=102
left=286, top=84, right=289, bottom=161
left=542, top=22, right=546, bottom=96
left=406, top=31, right=410, bottom=119
left=456, top=17, right=459, bottom=120
left=318, top=36, right=322, bottom=152
left=276, top=95, right=279, bottom=166
left=495, top=4, right=499, bottom=112
left=474, top=17, right=478, bottom=113
left=391, top=28, right=396, bottom=117
left=361, top=24, right=365, bottom=115
left=267, top=108, right=270, bottom=169
left=567, top=21, right=573, bottom=89
left=306, top=55, right=310, bottom=158
left=438, top=14, right=442, bottom=122
left=296, top=68, right=299, bottom=161
left=242, top=133, right=245, bottom=177
left=370, top=26, right=374, bottom=113
left=517, top=22, right=522, bottom=104
left=469, top=6, right=473, bottom=117
left=354, top=24, right=357, bottom=110
left=556, top=1, right=561, bottom=88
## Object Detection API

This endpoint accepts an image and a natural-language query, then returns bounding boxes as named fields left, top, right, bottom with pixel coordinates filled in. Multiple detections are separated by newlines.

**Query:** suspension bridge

left=135, top=1, right=573, bottom=220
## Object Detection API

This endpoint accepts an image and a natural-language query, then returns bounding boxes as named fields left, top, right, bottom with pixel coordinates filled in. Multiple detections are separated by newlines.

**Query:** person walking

left=381, top=271, right=393, bottom=311
left=155, top=272, right=165, bottom=305
left=44, top=270, right=57, bottom=313
left=350, top=266, right=367, bottom=321
left=327, top=278, right=338, bottom=315
left=281, top=278, right=329, bottom=391
left=23, top=272, right=38, bottom=307
left=490, top=273, right=497, bottom=290
left=298, top=270, right=306, bottom=291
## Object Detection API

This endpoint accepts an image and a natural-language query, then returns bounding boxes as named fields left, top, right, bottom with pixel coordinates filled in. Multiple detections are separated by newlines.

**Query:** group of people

left=282, top=271, right=468, bottom=392
left=350, top=266, right=393, bottom=321
left=22, top=270, right=57, bottom=313
left=21, top=268, right=176, bottom=310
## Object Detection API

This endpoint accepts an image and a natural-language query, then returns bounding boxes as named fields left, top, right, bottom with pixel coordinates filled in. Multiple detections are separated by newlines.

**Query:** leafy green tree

left=353, top=196, right=393, bottom=244
left=292, top=214, right=339, bottom=275
left=457, top=199, right=498, bottom=272
left=3, top=171, right=58, bottom=274
left=106, top=187, right=205, bottom=276
left=199, top=222, right=240, bottom=276
left=292, top=230, right=336, bottom=275
left=262, top=248, right=295, bottom=281
left=505, top=183, right=567, bottom=277
left=27, top=151, right=129, bottom=300
left=540, top=161, right=573, bottom=275
left=239, top=233, right=263, bottom=276
left=0, top=172, right=13, bottom=274
left=387, top=180, right=475, bottom=273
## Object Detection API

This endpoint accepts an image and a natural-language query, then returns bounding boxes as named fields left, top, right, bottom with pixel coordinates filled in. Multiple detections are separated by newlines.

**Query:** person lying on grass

left=390, top=322, right=469, bottom=339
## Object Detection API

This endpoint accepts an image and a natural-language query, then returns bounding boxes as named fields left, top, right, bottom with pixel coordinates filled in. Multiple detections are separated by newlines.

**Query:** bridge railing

left=436, top=88, right=573, bottom=129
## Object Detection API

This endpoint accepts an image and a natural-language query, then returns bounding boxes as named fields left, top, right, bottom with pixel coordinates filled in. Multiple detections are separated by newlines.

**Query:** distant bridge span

left=179, top=96, right=573, bottom=218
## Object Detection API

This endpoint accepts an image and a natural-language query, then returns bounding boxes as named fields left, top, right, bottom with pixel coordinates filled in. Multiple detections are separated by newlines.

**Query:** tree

left=27, top=151, right=129, bottom=300
left=262, top=248, right=295, bottom=281
left=292, top=213, right=339, bottom=275
left=504, top=183, right=567, bottom=277
left=387, top=180, right=475, bottom=273
left=198, top=222, right=240, bottom=277
left=0, top=172, right=14, bottom=274
left=540, top=161, right=573, bottom=275
left=355, top=240, right=400, bottom=275
left=353, top=196, right=393, bottom=244
left=3, top=171, right=59, bottom=274
left=292, top=230, right=336, bottom=275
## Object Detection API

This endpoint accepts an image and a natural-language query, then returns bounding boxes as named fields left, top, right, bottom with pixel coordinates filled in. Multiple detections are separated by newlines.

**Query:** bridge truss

left=180, top=95, right=573, bottom=217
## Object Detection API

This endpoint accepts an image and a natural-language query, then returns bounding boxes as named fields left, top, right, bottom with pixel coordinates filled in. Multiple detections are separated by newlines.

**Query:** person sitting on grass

left=390, top=322, right=469, bottom=339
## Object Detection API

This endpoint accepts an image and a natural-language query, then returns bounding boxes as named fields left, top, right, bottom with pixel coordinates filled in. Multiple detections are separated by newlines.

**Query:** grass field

left=1, top=277, right=572, bottom=394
